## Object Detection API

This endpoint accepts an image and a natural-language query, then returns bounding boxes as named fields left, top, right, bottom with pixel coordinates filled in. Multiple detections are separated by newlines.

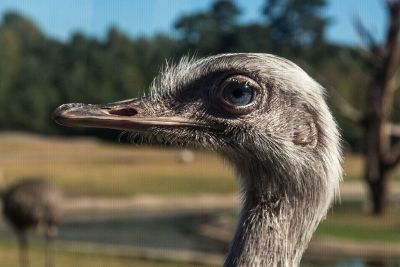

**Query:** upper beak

left=52, top=98, right=211, bottom=131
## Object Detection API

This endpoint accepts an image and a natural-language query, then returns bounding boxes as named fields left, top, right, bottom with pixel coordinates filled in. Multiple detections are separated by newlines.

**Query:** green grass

left=316, top=222, right=400, bottom=242
left=315, top=209, right=400, bottom=242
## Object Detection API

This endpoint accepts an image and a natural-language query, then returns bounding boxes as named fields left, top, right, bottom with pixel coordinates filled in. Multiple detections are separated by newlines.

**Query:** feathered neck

left=223, top=165, right=330, bottom=267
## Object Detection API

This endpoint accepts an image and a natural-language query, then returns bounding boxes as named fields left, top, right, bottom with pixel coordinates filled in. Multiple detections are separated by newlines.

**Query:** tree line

left=0, top=0, right=373, bottom=149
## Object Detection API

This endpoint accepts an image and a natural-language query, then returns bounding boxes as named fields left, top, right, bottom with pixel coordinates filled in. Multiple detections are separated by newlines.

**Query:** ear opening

left=291, top=104, right=318, bottom=148
left=293, top=120, right=318, bottom=147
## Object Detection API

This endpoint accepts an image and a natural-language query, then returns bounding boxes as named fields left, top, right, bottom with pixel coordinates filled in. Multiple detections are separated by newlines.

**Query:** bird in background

left=54, top=53, right=343, bottom=267
left=1, top=177, right=63, bottom=267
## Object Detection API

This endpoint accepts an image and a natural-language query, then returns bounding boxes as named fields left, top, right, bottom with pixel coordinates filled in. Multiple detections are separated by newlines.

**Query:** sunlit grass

left=0, top=133, right=236, bottom=196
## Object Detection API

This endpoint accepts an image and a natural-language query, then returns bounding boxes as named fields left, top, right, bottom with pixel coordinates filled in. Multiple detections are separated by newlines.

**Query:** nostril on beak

left=108, top=107, right=138, bottom=117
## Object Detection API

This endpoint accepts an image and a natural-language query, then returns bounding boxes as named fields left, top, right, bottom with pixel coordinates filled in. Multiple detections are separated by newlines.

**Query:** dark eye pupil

left=223, top=83, right=253, bottom=106
left=232, top=88, right=244, bottom=98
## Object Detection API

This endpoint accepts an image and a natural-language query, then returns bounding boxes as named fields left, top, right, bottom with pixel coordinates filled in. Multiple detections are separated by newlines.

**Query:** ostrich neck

left=224, top=172, right=323, bottom=267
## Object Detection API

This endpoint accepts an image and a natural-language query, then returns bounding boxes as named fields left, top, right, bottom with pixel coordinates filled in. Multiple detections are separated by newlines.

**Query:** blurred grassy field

left=0, top=133, right=236, bottom=196
left=0, top=133, right=377, bottom=196
left=0, top=132, right=392, bottom=197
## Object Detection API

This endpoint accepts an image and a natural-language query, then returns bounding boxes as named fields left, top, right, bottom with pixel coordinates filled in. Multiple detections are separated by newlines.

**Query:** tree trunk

left=366, top=170, right=386, bottom=215
left=351, top=1, right=400, bottom=215
left=365, top=141, right=387, bottom=215
left=364, top=83, right=388, bottom=215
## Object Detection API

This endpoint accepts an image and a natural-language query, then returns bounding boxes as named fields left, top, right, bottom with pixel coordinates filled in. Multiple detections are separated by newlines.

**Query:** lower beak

left=52, top=98, right=209, bottom=131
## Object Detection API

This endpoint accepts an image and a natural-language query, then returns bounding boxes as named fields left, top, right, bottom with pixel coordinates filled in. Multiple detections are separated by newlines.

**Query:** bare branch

left=386, top=0, right=400, bottom=10
left=384, top=0, right=400, bottom=75
left=353, top=14, right=386, bottom=68
left=328, top=87, right=364, bottom=122
left=354, top=15, right=378, bottom=50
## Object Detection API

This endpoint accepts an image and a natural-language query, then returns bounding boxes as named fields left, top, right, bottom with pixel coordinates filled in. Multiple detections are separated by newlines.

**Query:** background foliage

left=0, top=0, right=373, bottom=151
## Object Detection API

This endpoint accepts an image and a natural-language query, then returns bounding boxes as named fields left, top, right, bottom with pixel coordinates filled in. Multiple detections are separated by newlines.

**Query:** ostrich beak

left=53, top=98, right=209, bottom=131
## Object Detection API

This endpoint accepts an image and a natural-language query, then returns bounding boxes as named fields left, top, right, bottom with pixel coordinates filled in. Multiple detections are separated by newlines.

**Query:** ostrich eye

left=217, top=75, right=260, bottom=114
left=222, top=83, right=253, bottom=106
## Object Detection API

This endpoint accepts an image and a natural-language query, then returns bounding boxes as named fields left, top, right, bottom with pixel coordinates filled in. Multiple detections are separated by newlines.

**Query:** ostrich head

left=54, top=54, right=342, bottom=267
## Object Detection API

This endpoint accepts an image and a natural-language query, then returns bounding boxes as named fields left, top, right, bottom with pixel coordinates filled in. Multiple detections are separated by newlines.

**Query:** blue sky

left=0, top=0, right=387, bottom=45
